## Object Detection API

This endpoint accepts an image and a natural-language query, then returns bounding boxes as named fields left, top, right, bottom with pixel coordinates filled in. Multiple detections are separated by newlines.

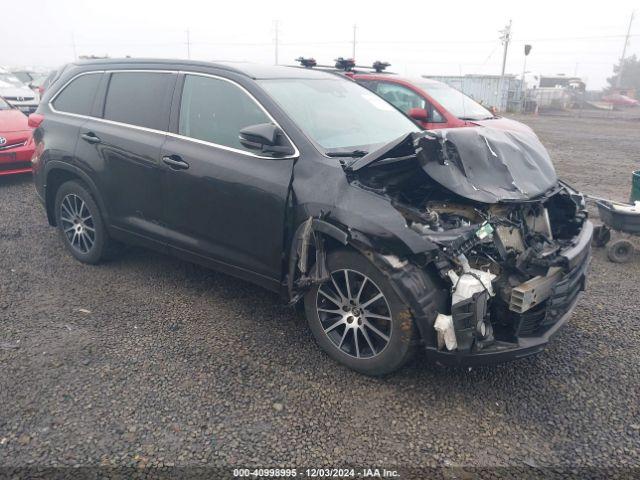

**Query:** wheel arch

left=286, top=216, right=448, bottom=349
left=44, top=162, right=108, bottom=227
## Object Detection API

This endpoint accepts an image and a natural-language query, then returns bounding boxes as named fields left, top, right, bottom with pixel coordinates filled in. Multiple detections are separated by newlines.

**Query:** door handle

left=162, top=155, right=189, bottom=170
left=80, top=132, right=101, bottom=144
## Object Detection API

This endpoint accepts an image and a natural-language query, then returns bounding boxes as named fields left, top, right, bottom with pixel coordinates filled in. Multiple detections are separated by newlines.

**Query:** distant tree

left=606, top=54, right=640, bottom=92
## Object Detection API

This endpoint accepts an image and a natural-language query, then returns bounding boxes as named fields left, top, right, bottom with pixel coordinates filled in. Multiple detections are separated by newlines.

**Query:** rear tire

left=304, top=250, right=417, bottom=376
left=54, top=180, right=111, bottom=264
left=607, top=239, right=634, bottom=263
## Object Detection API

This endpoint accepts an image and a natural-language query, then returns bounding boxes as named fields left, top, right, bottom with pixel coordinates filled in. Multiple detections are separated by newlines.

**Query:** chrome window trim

left=48, top=69, right=300, bottom=160
left=174, top=71, right=299, bottom=159
left=48, top=70, right=107, bottom=119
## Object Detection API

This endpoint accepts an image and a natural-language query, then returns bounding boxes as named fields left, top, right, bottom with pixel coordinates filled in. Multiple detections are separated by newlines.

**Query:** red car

left=352, top=74, right=533, bottom=133
left=0, top=95, right=34, bottom=176
left=602, top=93, right=639, bottom=107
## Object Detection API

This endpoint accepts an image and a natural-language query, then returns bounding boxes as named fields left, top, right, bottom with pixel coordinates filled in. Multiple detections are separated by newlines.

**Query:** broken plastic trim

left=287, top=216, right=348, bottom=304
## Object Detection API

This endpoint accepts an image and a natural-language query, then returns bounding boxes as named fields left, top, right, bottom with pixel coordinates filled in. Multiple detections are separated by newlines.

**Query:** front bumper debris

left=425, top=220, right=592, bottom=366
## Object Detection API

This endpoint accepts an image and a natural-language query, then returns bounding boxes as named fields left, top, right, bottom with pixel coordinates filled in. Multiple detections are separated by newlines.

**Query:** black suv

left=32, top=59, right=592, bottom=375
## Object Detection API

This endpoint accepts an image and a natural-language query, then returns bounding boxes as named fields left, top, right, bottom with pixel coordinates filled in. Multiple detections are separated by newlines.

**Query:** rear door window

left=178, top=74, right=270, bottom=152
left=103, top=72, right=175, bottom=131
left=51, top=73, right=102, bottom=116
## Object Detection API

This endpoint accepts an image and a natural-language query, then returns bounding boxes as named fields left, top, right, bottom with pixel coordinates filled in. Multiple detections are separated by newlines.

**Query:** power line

left=11, top=32, right=640, bottom=50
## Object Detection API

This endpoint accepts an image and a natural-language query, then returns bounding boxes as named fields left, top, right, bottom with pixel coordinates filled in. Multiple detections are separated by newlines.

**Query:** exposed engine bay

left=342, top=128, right=592, bottom=357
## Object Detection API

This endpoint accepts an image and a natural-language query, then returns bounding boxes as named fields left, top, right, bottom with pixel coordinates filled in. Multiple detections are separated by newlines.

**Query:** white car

left=0, top=73, right=39, bottom=114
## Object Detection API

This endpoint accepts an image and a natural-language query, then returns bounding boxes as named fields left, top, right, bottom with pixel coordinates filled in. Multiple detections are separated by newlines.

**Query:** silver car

left=0, top=73, right=39, bottom=114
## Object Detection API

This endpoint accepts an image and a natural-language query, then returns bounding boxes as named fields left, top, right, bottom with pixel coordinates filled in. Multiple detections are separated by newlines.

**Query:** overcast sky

left=2, top=0, right=638, bottom=89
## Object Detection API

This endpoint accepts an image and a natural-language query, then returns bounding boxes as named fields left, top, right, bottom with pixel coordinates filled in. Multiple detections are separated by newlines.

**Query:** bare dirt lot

left=1, top=115, right=639, bottom=478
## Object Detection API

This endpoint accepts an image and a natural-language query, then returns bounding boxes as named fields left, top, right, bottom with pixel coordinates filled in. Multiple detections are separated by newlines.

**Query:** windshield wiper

left=326, top=149, right=368, bottom=158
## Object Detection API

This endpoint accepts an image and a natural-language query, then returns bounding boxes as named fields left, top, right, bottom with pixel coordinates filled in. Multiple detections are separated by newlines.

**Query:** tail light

left=28, top=113, right=44, bottom=129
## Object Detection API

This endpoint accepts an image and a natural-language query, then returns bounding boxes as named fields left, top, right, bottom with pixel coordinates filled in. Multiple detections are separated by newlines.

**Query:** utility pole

left=497, top=20, right=512, bottom=114
left=499, top=20, right=512, bottom=77
left=186, top=29, right=191, bottom=59
left=616, top=11, right=635, bottom=87
left=274, top=20, right=279, bottom=65
left=352, top=24, right=357, bottom=59
left=71, top=32, right=78, bottom=60
left=520, top=44, right=532, bottom=113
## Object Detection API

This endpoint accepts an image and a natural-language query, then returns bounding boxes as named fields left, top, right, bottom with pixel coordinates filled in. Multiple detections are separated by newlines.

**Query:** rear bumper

left=424, top=220, right=593, bottom=367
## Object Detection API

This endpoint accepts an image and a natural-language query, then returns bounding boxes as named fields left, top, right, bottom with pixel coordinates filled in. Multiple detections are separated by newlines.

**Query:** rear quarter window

left=103, top=72, right=175, bottom=131
left=51, top=73, right=102, bottom=116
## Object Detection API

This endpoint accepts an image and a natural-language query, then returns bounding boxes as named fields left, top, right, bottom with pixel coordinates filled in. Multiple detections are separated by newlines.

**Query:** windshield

left=416, top=81, right=493, bottom=120
left=0, top=74, right=26, bottom=87
left=0, top=97, right=11, bottom=110
left=29, top=73, right=47, bottom=87
left=12, top=72, right=32, bottom=83
left=259, top=78, right=419, bottom=154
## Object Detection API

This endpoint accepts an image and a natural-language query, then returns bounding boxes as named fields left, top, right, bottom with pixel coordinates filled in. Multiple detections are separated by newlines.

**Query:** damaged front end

left=335, top=127, right=593, bottom=366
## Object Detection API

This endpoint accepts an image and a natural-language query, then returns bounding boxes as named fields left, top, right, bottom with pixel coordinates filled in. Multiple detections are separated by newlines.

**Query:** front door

left=161, top=73, right=296, bottom=285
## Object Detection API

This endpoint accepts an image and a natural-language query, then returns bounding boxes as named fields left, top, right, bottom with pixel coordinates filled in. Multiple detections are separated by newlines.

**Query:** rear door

left=160, top=73, right=296, bottom=286
left=74, top=70, right=177, bottom=248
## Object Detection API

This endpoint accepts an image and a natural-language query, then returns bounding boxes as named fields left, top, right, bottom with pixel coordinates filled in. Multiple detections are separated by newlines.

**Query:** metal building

left=423, top=74, right=524, bottom=113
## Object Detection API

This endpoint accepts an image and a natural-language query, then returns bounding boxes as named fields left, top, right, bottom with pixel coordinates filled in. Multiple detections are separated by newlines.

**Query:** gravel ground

left=1, top=115, right=639, bottom=479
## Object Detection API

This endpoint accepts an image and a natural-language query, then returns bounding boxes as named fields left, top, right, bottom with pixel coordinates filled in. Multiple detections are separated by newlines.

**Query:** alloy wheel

left=315, top=269, right=392, bottom=359
left=59, top=194, right=96, bottom=254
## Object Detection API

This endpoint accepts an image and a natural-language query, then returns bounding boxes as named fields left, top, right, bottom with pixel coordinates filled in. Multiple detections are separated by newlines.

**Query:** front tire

left=54, top=180, right=110, bottom=264
left=304, top=250, right=417, bottom=376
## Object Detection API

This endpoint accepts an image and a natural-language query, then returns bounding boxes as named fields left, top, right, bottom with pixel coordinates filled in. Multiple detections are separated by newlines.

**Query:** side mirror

left=408, top=107, right=429, bottom=122
left=239, top=123, right=295, bottom=157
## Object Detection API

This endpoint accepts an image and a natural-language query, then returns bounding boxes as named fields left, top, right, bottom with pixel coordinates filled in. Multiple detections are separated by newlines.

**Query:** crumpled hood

left=470, top=116, right=534, bottom=135
left=347, top=126, right=557, bottom=203
left=416, top=127, right=557, bottom=203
